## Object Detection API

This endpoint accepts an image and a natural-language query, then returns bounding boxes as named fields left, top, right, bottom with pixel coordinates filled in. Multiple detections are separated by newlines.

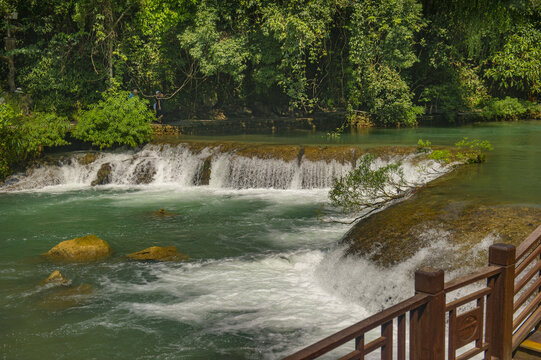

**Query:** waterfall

left=0, top=143, right=447, bottom=192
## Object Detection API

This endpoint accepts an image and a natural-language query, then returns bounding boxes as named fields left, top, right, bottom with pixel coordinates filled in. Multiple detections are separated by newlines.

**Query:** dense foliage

left=1, top=0, right=539, bottom=126
left=73, top=90, right=154, bottom=149
left=330, top=138, right=494, bottom=218
left=0, top=102, right=70, bottom=179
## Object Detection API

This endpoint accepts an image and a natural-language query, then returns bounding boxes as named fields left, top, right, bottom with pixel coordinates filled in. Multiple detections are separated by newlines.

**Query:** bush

left=417, top=139, right=432, bottom=153
left=0, top=103, right=70, bottom=180
left=455, top=137, right=493, bottom=163
left=481, top=97, right=538, bottom=120
left=0, top=103, right=19, bottom=178
left=73, top=90, right=154, bottom=149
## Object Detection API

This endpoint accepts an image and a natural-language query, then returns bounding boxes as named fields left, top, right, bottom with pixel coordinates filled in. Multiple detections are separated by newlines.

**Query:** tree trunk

left=104, top=0, right=114, bottom=87
left=7, top=55, right=15, bottom=92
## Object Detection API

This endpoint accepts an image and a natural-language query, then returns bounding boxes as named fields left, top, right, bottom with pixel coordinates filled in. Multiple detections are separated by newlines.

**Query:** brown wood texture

left=513, top=305, right=541, bottom=350
left=515, top=260, right=541, bottom=294
left=445, top=287, right=491, bottom=311
left=514, top=276, right=541, bottom=312
left=516, top=224, right=541, bottom=260
left=444, top=266, right=501, bottom=292
left=281, top=226, right=541, bottom=360
left=282, top=293, right=429, bottom=360
left=411, top=267, right=445, bottom=359
left=514, top=291, right=541, bottom=330
left=397, top=314, right=406, bottom=360
left=381, top=321, right=392, bottom=360
left=486, top=243, right=516, bottom=360
left=516, top=244, right=541, bottom=277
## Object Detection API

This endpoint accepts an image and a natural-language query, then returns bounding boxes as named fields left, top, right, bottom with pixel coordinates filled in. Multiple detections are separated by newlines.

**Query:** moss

left=43, top=235, right=113, bottom=263
left=78, top=152, right=98, bottom=165
left=127, top=246, right=189, bottom=262
left=302, top=146, right=361, bottom=164
left=235, top=145, right=301, bottom=162
left=41, top=270, right=69, bottom=286
left=342, top=170, right=541, bottom=269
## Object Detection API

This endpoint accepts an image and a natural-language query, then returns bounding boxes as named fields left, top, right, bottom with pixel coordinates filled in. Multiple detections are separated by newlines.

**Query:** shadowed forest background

left=1, top=0, right=540, bottom=123
left=0, top=0, right=540, bottom=180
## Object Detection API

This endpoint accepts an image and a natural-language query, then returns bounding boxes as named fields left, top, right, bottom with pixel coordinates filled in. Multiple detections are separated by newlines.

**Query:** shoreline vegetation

left=1, top=0, right=541, bottom=180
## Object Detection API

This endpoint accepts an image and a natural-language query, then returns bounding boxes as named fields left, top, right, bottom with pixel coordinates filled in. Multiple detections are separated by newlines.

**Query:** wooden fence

left=284, top=224, right=541, bottom=360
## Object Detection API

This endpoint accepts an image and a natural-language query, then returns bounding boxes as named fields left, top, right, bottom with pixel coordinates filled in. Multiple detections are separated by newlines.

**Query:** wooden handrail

left=284, top=225, right=541, bottom=359
left=516, top=224, right=541, bottom=260
left=283, top=293, right=430, bottom=360
left=444, top=265, right=501, bottom=292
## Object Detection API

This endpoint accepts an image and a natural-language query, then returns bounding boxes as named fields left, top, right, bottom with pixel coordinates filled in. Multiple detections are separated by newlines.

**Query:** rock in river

left=127, top=246, right=189, bottom=261
left=341, top=170, right=541, bottom=269
left=43, top=235, right=113, bottom=262
left=91, top=162, right=112, bottom=186
left=41, top=270, right=69, bottom=286
left=38, top=284, right=93, bottom=311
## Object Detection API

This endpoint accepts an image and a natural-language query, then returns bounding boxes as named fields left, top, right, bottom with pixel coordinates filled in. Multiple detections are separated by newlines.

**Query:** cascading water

left=0, top=142, right=460, bottom=359
left=1, top=143, right=447, bottom=192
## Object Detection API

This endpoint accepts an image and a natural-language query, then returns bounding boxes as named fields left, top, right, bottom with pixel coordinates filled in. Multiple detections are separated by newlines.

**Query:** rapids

left=1, top=120, right=540, bottom=359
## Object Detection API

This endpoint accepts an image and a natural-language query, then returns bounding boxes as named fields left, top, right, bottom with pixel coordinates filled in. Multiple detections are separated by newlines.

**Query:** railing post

left=486, top=243, right=516, bottom=360
left=411, top=267, right=445, bottom=360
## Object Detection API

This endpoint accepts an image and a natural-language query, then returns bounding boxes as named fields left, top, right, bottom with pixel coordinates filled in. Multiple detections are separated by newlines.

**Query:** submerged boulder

left=43, top=235, right=113, bottom=262
left=91, top=163, right=112, bottom=186
left=127, top=246, right=189, bottom=261
left=38, top=284, right=93, bottom=310
left=41, top=270, right=69, bottom=286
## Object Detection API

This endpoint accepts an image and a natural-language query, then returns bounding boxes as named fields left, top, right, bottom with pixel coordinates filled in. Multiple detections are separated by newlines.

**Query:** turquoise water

left=0, top=120, right=540, bottom=359
left=182, top=120, right=541, bottom=205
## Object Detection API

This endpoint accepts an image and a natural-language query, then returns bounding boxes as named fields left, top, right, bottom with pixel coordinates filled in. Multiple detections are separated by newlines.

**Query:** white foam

left=0, top=144, right=452, bottom=193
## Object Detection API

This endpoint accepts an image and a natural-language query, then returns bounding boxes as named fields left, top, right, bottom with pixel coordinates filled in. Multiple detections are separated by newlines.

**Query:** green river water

left=0, top=120, right=540, bottom=359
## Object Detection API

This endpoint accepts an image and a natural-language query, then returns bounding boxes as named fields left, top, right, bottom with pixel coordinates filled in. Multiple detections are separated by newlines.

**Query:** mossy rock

left=38, top=284, right=93, bottom=310
left=342, top=170, right=541, bottom=270
left=127, top=246, right=189, bottom=262
left=79, top=153, right=98, bottom=165
left=41, top=270, right=69, bottom=286
left=235, top=144, right=301, bottom=162
left=302, top=146, right=362, bottom=164
left=91, top=163, right=112, bottom=186
left=43, top=235, right=113, bottom=262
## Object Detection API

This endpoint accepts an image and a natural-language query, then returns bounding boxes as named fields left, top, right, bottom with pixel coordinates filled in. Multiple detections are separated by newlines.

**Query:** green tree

left=0, top=102, right=70, bottom=180
left=348, top=0, right=424, bottom=126
left=485, top=25, right=541, bottom=99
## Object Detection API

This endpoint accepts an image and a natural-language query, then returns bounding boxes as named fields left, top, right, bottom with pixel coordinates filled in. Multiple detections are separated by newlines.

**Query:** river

left=0, top=120, right=539, bottom=359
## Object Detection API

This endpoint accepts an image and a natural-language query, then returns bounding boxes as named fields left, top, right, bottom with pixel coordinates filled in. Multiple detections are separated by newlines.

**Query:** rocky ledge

left=342, top=170, right=541, bottom=270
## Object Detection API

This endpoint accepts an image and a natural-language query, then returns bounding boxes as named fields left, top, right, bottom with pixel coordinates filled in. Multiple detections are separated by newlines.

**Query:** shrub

left=0, top=103, right=70, bottom=180
left=428, top=149, right=452, bottom=163
left=417, top=139, right=432, bottom=153
left=482, top=97, right=538, bottom=120
left=455, top=137, right=493, bottom=163
left=74, top=90, right=154, bottom=149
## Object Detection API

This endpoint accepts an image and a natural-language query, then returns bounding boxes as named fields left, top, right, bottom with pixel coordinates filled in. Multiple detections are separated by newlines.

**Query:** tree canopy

left=1, top=0, right=540, bottom=125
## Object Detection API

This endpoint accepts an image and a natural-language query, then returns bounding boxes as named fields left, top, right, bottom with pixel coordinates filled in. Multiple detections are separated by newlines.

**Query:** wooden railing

left=284, top=224, right=541, bottom=360
left=512, top=225, right=541, bottom=351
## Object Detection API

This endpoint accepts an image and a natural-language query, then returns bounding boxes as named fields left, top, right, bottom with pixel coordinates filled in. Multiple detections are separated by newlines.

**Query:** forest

left=0, top=0, right=540, bottom=179
left=1, top=0, right=540, bottom=122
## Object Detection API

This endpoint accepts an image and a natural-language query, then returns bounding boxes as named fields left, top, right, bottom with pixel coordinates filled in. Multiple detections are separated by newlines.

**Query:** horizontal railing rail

left=283, top=293, right=430, bottom=360
left=284, top=224, right=541, bottom=360
left=512, top=224, right=541, bottom=350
